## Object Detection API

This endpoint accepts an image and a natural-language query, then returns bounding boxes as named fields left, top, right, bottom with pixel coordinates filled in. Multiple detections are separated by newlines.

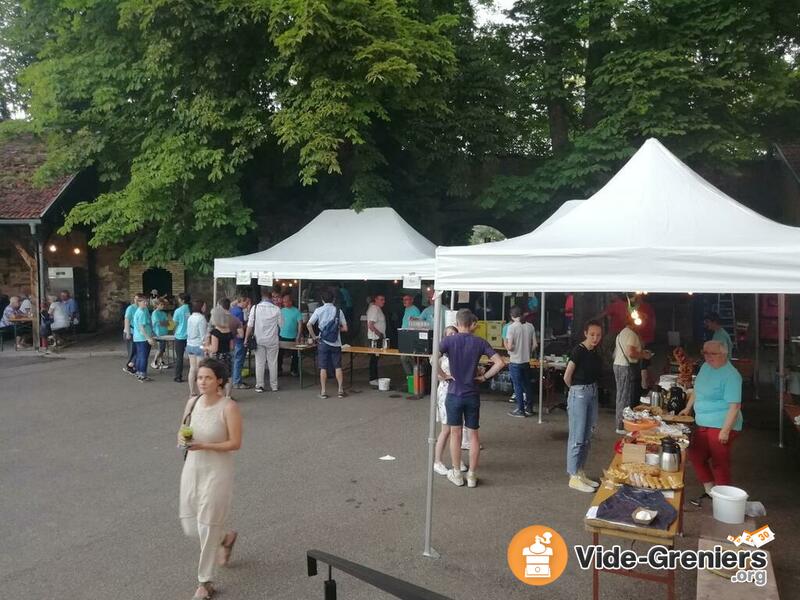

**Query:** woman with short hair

left=681, top=340, right=743, bottom=506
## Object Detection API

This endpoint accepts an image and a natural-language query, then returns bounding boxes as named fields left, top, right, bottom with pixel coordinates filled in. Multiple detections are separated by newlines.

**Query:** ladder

left=716, top=294, right=737, bottom=349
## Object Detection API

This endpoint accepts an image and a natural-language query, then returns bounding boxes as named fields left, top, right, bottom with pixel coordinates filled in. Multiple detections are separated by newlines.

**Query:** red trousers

left=688, top=426, right=739, bottom=485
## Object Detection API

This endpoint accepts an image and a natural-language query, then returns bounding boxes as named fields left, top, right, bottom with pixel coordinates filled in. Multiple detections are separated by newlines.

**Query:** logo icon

left=507, top=525, right=568, bottom=586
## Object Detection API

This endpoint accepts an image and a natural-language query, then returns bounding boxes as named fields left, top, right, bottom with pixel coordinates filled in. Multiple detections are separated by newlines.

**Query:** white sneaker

left=569, top=475, right=595, bottom=493
left=615, top=428, right=627, bottom=435
left=447, top=469, right=465, bottom=486
left=369, top=379, right=379, bottom=386
left=150, top=362, right=158, bottom=369
left=466, top=471, right=478, bottom=488
left=578, top=470, right=600, bottom=488
left=460, top=461, right=468, bottom=472
left=433, top=462, right=448, bottom=476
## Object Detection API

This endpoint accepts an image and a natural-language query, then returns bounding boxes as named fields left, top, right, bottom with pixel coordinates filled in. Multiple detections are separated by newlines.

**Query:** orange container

left=623, top=419, right=659, bottom=432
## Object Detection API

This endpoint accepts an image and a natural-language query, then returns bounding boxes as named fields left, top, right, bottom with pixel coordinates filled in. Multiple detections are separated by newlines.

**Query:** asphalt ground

left=2, top=351, right=799, bottom=599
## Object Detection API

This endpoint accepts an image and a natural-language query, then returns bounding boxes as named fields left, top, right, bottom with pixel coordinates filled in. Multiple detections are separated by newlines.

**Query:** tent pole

left=213, top=278, right=218, bottom=308
left=754, top=294, right=760, bottom=400
left=483, top=291, right=487, bottom=320
left=450, top=291, right=455, bottom=310
left=501, top=294, right=505, bottom=323
left=423, top=292, right=443, bottom=559
left=779, top=294, right=785, bottom=449
left=538, top=293, right=546, bottom=424
left=298, top=279, right=302, bottom=307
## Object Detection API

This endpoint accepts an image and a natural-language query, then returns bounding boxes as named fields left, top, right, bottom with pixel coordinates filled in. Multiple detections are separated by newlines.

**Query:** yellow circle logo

left=507, top=525, right=568, bottom=586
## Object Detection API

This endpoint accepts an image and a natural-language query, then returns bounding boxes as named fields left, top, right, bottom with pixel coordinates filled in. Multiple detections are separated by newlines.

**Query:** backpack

left=319, top=309, right=341, bottom=344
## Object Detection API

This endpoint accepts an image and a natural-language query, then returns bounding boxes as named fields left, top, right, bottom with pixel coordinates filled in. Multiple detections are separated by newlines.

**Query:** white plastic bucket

left=378, top=378, right=391, bottom=391
left=709, top=485, right=749, bottom=524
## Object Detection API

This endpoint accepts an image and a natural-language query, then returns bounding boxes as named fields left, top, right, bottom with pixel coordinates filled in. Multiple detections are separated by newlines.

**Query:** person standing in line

left=307, top=289, right=348, bottom=399
left=178, top=358, right=242, bottom=600
left=400, top=294, right=421, bottom=376
left=431, top=326, right=468, bottom=476
left=505, top=305, right=538, bottom=418
left=208, top=307, right=235, bottom=398
left=439, top=309, right=505, bottom=488
left=173, top=293, right=191, bottom=383
left=186, top=300, right=209, bottom=396
left=278, top=293, right=303, bottom=376
left=60, top=290, right=79, bottom=326
left=244, top=287, right=283, bottom=393
left=366, top=294, right=387, bottom=386
left=132, top=294, right=156, bottom=382
left=704, top=312, right=733, bottom=357
left=151, top=298, right=170, bottom=370
left=563, top=320, right=604, bottom=493
left=229, top=295, right=251, bottom=390
left=613, top=313, right=651, bottom=433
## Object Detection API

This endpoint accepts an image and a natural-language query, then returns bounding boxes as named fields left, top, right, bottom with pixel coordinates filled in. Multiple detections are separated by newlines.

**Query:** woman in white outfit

left=179, top=358, right=242, bottom=599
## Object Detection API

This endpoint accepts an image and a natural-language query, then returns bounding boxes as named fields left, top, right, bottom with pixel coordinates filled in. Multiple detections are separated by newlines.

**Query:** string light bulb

left=73, top=248, right=81, bottom=255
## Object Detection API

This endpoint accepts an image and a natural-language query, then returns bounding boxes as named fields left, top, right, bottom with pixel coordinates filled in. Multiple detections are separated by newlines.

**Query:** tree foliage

left=482, top=0, right=800, bottom=217
left=1, top=0, right=799, bottom=265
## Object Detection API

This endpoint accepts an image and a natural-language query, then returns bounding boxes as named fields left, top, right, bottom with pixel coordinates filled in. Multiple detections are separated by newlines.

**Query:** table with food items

left=584, top=405, right=694, bottom=600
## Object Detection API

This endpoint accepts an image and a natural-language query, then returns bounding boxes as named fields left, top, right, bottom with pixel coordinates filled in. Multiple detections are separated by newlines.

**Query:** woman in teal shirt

left=681, top=340, right=743, bottom=505
left=151, top=298, right=170, bottom=370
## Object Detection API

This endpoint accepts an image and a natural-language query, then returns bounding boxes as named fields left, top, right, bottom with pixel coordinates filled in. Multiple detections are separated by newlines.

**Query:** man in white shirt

left=307, top=289, right=348, bottom=398
left=504, top=305, right=538, bottom=417
left=366, top=294, right=387, bottom=385
left=613, top=314, right=652, bottom=433
left=245, top=287, right=284, bottom=393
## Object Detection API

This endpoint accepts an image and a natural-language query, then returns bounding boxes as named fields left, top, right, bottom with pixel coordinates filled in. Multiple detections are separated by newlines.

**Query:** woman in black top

left=563, top=319, right=604, bottom=493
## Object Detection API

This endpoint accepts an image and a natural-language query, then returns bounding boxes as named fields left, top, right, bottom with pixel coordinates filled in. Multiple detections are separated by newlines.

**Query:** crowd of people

left=1, top=289, right=79, bottom=349
left=109, top=286, right=747, bottom=598
left=428, top=292, right=743, bottom=509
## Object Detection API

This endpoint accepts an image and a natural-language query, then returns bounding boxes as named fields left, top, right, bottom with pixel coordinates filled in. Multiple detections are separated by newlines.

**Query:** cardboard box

left=621, top=443, right=646, bottom=464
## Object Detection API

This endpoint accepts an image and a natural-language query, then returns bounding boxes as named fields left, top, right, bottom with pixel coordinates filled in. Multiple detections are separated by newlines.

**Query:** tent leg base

left=423, top=547, right=440, bottom=559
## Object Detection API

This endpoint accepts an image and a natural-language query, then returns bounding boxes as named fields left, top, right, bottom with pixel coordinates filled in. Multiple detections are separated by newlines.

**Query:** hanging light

left=294, top=280, right=298, bottom=283
left=48, top=244, right=57, bottom=252
left=288, top=283, right=293, bottom=287
left=634, top=317, right=643, bottom=326
left=393, top=280, right=399, bottom=284
left=630, top=309, right=640, bottom=320
left=688, top=292, right=694, bottom=296
left=73, top=248, right=81, bottom=255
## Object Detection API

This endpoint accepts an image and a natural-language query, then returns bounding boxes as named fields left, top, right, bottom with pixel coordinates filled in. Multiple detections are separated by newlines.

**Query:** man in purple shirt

left=439, top=309, right=505, bottom=488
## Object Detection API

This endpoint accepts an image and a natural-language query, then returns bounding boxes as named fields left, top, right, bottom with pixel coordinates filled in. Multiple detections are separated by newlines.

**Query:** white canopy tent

left=214, top=207, right=436, bottom=281
left=423, top=138, right=800, bottom=557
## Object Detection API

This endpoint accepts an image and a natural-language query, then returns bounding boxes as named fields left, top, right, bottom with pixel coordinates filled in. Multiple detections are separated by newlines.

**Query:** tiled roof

left=0, top=134, right=75, bottom=220
left=776, top=143, right=800, bottom=182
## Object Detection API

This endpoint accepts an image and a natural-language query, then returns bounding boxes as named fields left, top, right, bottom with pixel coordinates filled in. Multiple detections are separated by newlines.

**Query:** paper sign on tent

left=236, top=271, right=251, bottom=285
left=257, top=271, right=274, bottom=286
left=403, top=274, right=421, bottom=289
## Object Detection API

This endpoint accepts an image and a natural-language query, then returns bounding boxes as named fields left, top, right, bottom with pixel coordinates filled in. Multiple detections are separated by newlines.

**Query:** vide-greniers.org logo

left=574, top=545, right=769, bottom=586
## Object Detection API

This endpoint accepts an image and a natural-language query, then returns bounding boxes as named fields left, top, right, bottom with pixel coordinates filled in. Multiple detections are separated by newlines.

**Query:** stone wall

left=94, top=245, right=128, bottom=328
left=0, top=228, right=32, bottom=297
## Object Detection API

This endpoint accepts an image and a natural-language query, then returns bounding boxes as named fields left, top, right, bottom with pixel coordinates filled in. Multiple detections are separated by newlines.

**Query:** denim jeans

left=134, top=341, right=151, bottom=377
left=509, top=362, right=534, bottom=412
left=566, top=383, right=598, bottom=475
left=232, top=340, right=245, bottom=384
